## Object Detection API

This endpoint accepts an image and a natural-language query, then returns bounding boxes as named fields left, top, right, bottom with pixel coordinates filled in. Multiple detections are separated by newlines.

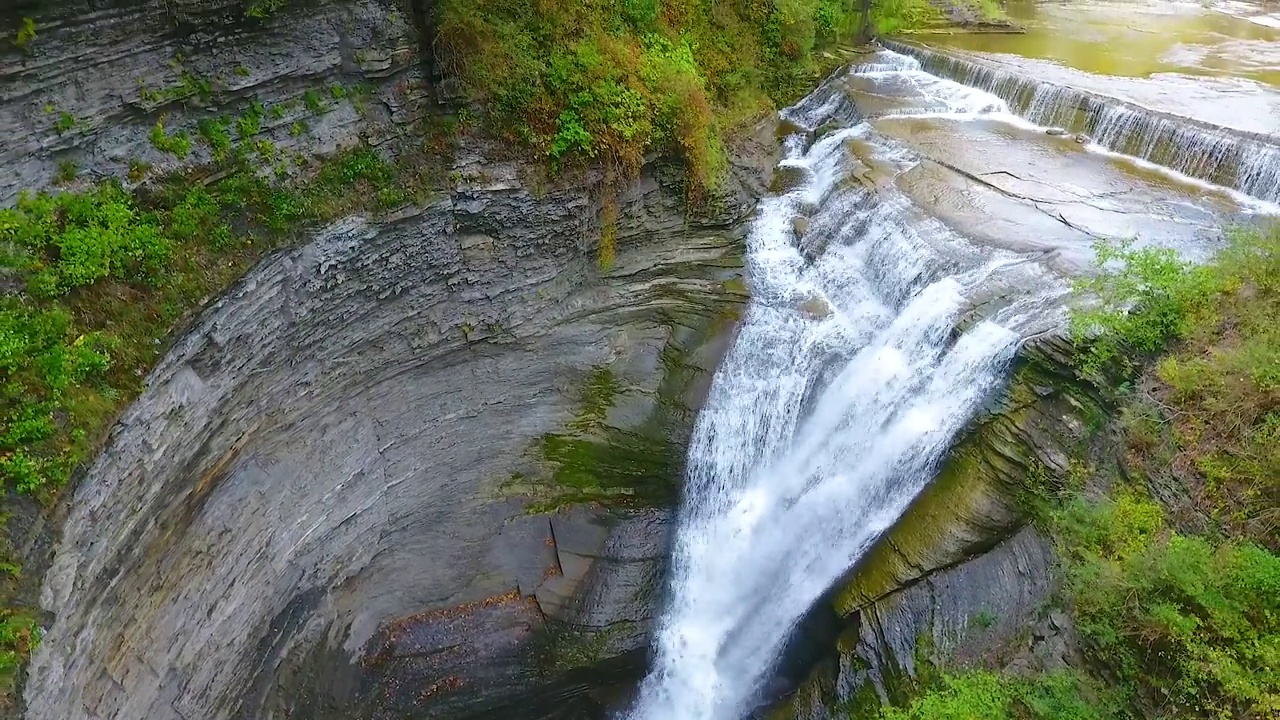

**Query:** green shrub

left=0, top=145, right=407, bottom=497
left=54, top=112, right=75, bottom=134
left=1073, top=228, right=1278, bottom=543
left=167, top=187, right=222, bottom=243
left=435, top=0, right=848, bottom=190
left=14, top=17, right=36, bottom=50
left=0, top=610, right=39, bottom=676
left=235, top=102, right=264, bottom=140
left=815, top=0, right=856, bottom=41
left=1071, top=239, right=1225, bottom=379
left=55, top=160, right=78, bottom=185
left=149, top=120, right=192, bottom=158
left=197, top=117, right=233, bottom=160
left=244, top=0, right=286, bottom=19
left=868, top=0, right=946, bottom=35
left=876, top=671, right=1116, bottom=720
left=3, top=184, right=173, bottom=297
left=302, top=88, right=327, bottom=113
left=1056, top=496, right=1280, bottom=718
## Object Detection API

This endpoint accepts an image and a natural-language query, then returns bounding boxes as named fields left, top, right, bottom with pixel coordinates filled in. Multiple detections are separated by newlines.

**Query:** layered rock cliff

left=3, top=2, right=781, bottom=719
left=23, top=146, right=764, bottom=720
left=1, top=0, right=423, bottom=203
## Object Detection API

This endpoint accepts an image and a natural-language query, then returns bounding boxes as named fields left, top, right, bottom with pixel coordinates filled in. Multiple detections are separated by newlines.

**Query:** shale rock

left=24, top=144, right=756, bottom=720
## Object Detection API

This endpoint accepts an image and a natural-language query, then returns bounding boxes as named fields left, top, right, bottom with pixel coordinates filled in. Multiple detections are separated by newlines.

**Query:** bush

left=1056, top=496, right=1280, bottom=718
left=1072, top=228, right=1278, bottom=544
left=876, top=670, right=1117, bottom=720
left=0, top=145, right=411, bottom=497
left=1070, top=239, right=1223, bottom=380
left=3, top=184, right=173, bottom=297
left=435, top=0, right=851, bottom=190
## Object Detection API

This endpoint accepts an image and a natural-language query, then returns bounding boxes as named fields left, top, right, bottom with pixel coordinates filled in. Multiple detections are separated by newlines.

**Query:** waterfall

left=881, top=40, right=1280, bottom=203
left=625, top=60, right=1065, bottom=720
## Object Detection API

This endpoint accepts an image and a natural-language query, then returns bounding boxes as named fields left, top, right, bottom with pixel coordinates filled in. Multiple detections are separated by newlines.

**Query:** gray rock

left=0, top=0, right=420, bottom=204
left=23, top=142, right=757, bottom=720
left=831, top=528, right=1058, bottom=710
left=792, top=215, right=810, bottom=238
left=800, top=296, right=832, bottom=319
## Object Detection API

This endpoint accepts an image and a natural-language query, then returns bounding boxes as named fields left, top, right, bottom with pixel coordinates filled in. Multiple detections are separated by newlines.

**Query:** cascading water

left=625, top=59, right=1066, bottom=720
left=881, top=40, right=1280, bottom=203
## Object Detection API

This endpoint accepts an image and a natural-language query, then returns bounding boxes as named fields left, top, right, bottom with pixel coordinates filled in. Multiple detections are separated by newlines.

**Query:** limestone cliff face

left=5, top=2, right=780, bottom=718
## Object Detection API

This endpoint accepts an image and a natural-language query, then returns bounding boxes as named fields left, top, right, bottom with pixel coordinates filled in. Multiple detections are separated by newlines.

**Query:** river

left=626, top=1, right=1279, bottom=718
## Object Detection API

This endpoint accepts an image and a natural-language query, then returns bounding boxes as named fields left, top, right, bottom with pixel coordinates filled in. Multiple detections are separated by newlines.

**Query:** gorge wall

left=24, top=146, right=757, bottom=720
left=2, top=1, right=781, bottom=718
left=4, top=4, right=1116, bottom=719
left=1, top=0, right=424, bottom=201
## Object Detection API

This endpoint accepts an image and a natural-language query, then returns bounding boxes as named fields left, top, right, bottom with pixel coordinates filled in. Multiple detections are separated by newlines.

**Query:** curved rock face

left=23, top=146, right=758, bottom=719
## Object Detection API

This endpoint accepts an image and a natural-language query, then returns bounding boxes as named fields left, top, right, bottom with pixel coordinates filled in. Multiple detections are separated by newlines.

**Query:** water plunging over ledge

left=623, top=62, right=1070, bottom=720
left=881, top=40, right=1280, bottom=204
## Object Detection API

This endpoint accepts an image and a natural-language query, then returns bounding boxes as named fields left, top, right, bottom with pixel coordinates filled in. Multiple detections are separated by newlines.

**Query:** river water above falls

left=625, top=4, right=1279, bottom=718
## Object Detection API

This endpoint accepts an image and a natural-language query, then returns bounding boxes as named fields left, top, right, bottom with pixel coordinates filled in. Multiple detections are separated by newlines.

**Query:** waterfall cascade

left=624, top=57, right=1068, bottom=720
left=880, top=40, right=1280, bottom=203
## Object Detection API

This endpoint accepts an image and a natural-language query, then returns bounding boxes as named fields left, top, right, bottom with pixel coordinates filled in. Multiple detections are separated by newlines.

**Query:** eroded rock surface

left=1, top=0, right=421, bottom=203
left=24, top=147, right=759, bottom=719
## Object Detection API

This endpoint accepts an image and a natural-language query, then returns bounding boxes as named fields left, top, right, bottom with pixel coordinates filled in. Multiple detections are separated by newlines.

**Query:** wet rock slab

left=873, top=116, right=1236, bottom=270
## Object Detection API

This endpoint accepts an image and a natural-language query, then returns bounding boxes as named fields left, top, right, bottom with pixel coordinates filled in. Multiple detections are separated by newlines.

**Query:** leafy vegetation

left=1047, top=226, right=1280, bottom=718
left=0, top=606, right=38, bottom=687
left=14, top=17, right=36, bottom=51
left=0, top=145, right=422, bottom=496
left=244, top=0, right=287, bottom=19
left=149, top=119, right=193, bottom=158
left=435, top=0, right=859, bottom=191
left=875, top=670, right=1117, bottom=720
left=1070, top=230, right=1278, bottom=544
left=1052, top=495, right=1279, bottom=719
left=53, top=112, right=76, bottom=135
left=867, top=0, right=945, bottom=35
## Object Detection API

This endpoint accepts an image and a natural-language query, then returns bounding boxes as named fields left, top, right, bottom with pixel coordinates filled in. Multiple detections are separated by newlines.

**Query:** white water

left=867, top=49, right=1280, bottom=214
left=625, top=60, right=1066, bottom=720
left=882, top=40, right=1280, bottom=203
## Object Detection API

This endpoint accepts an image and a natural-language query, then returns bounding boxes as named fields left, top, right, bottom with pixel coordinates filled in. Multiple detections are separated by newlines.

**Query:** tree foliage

left=435, top=0, right=857, bottom=189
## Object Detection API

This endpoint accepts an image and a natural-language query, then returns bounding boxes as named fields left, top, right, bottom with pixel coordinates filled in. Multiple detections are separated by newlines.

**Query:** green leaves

left=877, top=670, right=1116, bottom=720
left=4, top=184, right=173, bottom=298
left=551, top=109, right=594, bottom=161
left=0, top=304, right=112, bottom=492
left=437, top=0, right=852, bottom=189
left=1071, top=239, right=1223, bottom=380
left=1054, top=496, right=1280, bottom=718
